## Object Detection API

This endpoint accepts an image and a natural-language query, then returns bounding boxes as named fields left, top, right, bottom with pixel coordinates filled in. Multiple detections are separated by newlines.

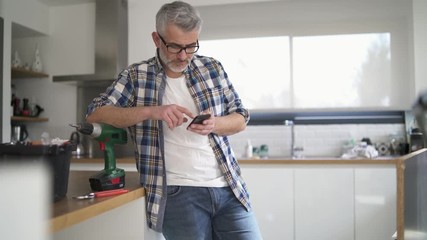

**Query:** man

left=86, top=1, right=262, bottom=239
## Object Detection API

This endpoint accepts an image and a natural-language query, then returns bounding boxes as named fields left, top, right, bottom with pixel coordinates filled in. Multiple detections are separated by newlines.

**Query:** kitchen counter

left=239, top=157, right=398, bottom=164
left=239, top=150, right=426, bottom=240
left=72, top=155, right=399, bottom=165
left=68, top=150, right=427, bottom=240
left=50, top=171, right=145, bottom=233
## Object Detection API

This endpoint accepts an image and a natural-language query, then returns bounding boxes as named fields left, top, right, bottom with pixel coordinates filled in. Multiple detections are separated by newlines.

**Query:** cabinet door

left=354, top=167, right=396, bottom=240
left=241, top=165, right=294, bottom=240
left=1, top=17, right=3, bottom=141
left=295, top=167, right=354, bottom=240
left=52, top=198, right=157, bottom=240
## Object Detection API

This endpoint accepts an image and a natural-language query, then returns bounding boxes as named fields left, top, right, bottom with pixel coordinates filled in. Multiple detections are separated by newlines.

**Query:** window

left=198, top=33, right=393, bottom=110
left=293, top=33, right=390, bottom=108
left=199, top=36, right=291, bottom=109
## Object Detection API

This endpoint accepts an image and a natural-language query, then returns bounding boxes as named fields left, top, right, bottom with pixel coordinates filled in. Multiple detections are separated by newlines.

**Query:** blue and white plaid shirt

left=87, top=52, right=251, bottom=232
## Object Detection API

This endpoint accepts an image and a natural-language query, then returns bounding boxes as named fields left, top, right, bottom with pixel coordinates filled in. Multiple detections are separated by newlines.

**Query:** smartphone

left=187, top=114, right=211, bottom=129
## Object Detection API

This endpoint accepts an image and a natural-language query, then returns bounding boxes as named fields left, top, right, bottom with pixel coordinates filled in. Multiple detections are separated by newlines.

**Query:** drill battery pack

left=89, top=168, right=125, bottom=191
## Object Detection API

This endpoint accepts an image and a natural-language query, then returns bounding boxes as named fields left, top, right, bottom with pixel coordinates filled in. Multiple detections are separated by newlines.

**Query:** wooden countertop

left=72, top=156, right=400, bottom=165
left=50, top=171, right=144, bottom=232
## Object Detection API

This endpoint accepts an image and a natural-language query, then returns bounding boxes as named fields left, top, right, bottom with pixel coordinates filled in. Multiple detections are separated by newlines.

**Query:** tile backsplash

left=229, top=124, right=406, bottom=158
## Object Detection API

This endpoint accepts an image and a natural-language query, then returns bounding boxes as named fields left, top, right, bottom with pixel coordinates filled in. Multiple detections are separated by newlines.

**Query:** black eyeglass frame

left=158, top=34, right=200, bottom=54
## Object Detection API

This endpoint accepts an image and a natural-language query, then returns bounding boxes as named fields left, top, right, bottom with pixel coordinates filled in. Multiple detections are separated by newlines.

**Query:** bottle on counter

left=259, top=144, right=269, bottom=159
left=245, top=140, right=253, bottom=158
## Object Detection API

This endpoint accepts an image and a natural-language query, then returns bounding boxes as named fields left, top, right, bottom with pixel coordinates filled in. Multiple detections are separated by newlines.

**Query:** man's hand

left=187, top=114, right=215, bottom=135
left=152, top=104, right=195, bottom=129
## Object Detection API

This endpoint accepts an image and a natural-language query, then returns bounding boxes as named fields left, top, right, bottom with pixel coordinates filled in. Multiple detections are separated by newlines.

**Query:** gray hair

left=156, top=1, right=202, bottom=36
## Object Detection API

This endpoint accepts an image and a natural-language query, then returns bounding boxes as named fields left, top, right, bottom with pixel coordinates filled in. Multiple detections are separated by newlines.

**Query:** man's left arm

left=188, top=58, right=249, bottom=136
left=213, top=112, right=246, bottom=136
left=187, top=112, right=246, bottom=136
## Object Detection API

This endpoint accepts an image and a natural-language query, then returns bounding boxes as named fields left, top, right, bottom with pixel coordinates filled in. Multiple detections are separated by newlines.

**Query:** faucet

left=284, top=120, right=296, bottom=158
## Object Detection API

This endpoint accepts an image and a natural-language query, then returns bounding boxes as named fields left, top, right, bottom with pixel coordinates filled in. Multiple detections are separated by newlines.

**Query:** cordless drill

left=70, top=123, right=127, bottom=191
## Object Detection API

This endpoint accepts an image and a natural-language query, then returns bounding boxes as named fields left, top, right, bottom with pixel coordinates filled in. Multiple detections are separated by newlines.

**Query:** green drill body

left=72, top=122, right=127, bottom=191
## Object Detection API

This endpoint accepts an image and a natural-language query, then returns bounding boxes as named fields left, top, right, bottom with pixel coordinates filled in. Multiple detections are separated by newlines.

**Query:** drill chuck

left=72, top=122, right=102, bottom=137
left=87, top=123, right=102, bottom=138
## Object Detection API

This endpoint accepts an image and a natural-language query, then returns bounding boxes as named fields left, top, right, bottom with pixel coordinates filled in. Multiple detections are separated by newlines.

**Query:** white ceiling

left=37, top=0, right=283, bottom=7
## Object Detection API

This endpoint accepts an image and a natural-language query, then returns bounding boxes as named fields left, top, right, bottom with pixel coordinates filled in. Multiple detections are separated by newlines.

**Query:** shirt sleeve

left=215, top=60, right=250, bottom=124
left=86, top=68, right=135, bottom=117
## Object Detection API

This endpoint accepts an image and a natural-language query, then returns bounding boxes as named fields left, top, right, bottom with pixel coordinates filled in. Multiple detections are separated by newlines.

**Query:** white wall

left=0, top=0, right=50, bottom=35
left=198, top=0, right=411, bottom=39
left=128, top=0, right=164, bottom=63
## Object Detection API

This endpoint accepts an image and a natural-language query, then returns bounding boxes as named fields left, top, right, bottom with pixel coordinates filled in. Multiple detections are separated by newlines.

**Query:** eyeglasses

left=158, top=34, right=199, bottom=54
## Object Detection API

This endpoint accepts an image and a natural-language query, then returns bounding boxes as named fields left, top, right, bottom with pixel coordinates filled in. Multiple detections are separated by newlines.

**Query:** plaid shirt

left=87, top=53, right=251, bottom=232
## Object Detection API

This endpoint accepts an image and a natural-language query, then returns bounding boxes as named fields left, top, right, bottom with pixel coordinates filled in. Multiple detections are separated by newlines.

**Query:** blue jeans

left=162, top=186, right=263, bottom=240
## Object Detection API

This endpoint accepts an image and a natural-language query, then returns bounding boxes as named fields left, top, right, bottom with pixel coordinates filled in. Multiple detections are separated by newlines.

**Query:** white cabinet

left=241, top=163, right=396, bottom=240
left=295, top=168, right=354, bottom=240
left=53, top=199, right=145, bottom=240
left=354, top=167, right=396, bottom=240
left=242, top=165, right=294, bottom=240
left=52, top=197, right=165, bottom=240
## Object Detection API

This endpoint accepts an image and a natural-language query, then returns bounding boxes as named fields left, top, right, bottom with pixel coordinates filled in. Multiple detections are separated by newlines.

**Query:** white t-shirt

left=162, top=75, right=227, bottom=187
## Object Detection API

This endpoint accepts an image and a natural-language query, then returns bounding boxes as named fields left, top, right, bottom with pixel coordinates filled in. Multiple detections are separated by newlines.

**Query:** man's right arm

left=86, top=104, right=195, bottom=129
left=86, top=105, right=151, bottom=128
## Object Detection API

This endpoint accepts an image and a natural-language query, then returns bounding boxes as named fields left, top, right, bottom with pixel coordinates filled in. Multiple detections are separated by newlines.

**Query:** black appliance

left=0, top=143, right=74, bottom=201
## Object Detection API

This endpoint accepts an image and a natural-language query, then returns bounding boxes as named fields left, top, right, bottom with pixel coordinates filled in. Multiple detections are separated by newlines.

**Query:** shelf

left=11, top=67, right=49, bottom=78
left=11, top=116, right=49, bottom=122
